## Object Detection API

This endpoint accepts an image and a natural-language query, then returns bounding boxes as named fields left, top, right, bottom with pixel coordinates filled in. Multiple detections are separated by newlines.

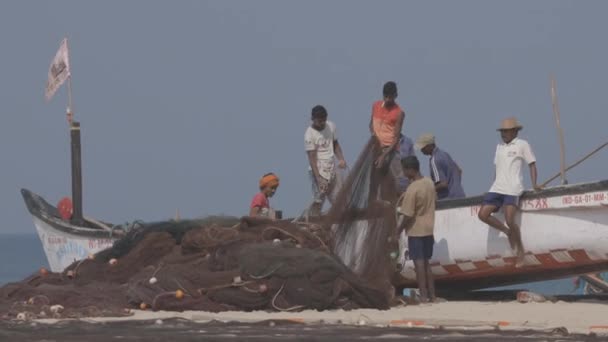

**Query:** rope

left=247, top=263, right=285, bottom=279
left=541, top=141, right=608, bottom=187
left=197, top=280, right=256, bottom=294
left=261, top=226, right=303, bottom=244
left=271, top=283, right=306, bottom=312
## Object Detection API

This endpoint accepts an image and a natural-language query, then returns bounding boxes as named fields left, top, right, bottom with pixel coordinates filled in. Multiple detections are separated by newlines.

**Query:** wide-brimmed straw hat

left=497, top=117, right=523, bottom=131
left=415, top=133, right=435, bottom=150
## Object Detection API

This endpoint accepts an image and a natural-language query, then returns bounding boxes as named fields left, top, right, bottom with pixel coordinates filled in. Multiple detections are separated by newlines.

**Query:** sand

left=35, top=300, right=608, bottom=335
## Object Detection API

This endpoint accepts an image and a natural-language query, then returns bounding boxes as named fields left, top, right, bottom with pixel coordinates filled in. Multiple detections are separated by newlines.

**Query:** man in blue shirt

left=396, top=134, right=415, bottom=194
left=416, top=133, right=466, bottom=200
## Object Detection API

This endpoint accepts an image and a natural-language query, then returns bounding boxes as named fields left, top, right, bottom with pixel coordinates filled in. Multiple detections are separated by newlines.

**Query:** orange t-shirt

left=372, top=100, right=403, bottom=147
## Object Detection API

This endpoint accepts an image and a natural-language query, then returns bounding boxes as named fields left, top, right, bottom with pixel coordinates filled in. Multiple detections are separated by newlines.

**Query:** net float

left=175, top=289, right=184, bottom=299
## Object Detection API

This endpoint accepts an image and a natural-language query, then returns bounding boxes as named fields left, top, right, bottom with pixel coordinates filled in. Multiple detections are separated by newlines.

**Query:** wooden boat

left=21, top=188, right=121, bottom=272
left=22, top=180, right=608, bottom=290
left=394, top=180, right=608, bottom=290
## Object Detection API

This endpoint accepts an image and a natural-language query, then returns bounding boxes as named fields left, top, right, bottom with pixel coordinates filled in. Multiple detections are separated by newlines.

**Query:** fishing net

left=0, top=216, right=390, bottom=320
left=326, top=137, right=401, bottom=299
left=1, top=137, right=404, bottom=320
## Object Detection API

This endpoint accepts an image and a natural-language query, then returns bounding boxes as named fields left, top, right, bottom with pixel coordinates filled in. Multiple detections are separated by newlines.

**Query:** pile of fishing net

left=0, top=137, right=403, bottom=320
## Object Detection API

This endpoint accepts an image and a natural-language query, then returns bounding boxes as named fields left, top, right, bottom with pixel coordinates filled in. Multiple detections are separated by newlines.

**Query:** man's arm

left=369, top=114, right=375, bottom=135
left=529, top=162, right=541, bottom=191
left=522, top=141, right=541, bottom=191
left=430, top=156, right=449, bottom=193
left=249, top=207, right=260, bottom=217
left=397, top=187, right=416, bottom=234
left=435, top=181, right=449, bottom=192
left=334, top=140, right=347, bottom=168
left=397, top=214, right=413, bottom=235
left=307, top=150, right=321, bottom=181
left=393, top=111, right=405, bottom=149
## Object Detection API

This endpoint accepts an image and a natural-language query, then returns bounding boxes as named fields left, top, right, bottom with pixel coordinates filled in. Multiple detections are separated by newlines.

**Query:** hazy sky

left=1, top=1, right=607, bottom=234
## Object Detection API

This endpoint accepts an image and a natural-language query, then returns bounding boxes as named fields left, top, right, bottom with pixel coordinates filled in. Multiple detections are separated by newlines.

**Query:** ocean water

left=0, top=234, right=582, bottom=294
left=0, top=234, right=49, bottom=285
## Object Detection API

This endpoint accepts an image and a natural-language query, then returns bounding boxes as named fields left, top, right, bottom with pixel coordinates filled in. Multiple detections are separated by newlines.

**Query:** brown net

left=0, top=216, right=391, bottom=320
left=326, top=137, right=401, bottom=299
left=1, top=137, right=403, bottom=320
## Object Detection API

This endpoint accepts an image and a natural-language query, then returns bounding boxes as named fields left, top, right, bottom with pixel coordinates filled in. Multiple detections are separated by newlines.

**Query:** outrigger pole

left=550, top=75, right=568, bottom=185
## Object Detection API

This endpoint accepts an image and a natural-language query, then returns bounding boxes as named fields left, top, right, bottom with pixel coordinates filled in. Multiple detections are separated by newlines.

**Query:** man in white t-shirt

left=478, top=118, right=541, bottom=265
left=305, top=105, right=347, bottom=216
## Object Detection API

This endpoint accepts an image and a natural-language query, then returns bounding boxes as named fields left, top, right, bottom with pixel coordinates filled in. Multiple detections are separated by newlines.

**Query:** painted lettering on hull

left=521, top=198, right=549, bottom=210
left=561, top=192, right=608, bottom=206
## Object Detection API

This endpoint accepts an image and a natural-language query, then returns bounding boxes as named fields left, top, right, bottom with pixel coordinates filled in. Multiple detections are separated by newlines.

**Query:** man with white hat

left=478, top=117, right=541, bottom=265
left=416, top=133, right=465, bottom=200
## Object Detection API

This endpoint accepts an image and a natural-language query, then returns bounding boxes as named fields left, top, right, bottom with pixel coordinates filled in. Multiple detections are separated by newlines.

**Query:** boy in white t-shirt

left=304, top=105, right=347, bottom=216
left=478, top=118, right=541, bottom=266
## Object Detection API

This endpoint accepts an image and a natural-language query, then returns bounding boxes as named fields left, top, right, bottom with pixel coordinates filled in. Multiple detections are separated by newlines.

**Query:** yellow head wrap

left=259, top=173, right=280, bottom=189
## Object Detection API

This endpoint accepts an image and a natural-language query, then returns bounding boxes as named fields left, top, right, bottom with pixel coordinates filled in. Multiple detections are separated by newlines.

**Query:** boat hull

left=21, top=189, right=118, bottom=272
left=395, top=182, right=608, bottom=289
left=32, top=216, right=115, bottom=272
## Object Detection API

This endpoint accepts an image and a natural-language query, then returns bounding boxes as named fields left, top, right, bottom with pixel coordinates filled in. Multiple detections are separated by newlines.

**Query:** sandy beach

left=28, top=300, right=608, bottom=337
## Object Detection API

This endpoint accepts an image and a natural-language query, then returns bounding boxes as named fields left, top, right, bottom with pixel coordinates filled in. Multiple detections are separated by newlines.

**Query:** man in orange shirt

left=369, top=81, right=405, bottom=202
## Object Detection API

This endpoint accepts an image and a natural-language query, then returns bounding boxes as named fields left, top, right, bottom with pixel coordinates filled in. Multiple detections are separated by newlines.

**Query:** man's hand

left=317, top=177, right=329, bottom=194
left=338, top=159, right=347, bottom=169
left=374, top=152, right=387, bottom=168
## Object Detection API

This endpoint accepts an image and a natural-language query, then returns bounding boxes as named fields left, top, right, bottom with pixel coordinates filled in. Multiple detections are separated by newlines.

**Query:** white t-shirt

left=489, top=138, right=536, bottom=196
left=304, top=121, right=337, bottom=180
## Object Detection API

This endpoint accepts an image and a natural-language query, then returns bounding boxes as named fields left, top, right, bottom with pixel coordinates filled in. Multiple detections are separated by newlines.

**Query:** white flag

left=45, top=38, right=71, bottom=101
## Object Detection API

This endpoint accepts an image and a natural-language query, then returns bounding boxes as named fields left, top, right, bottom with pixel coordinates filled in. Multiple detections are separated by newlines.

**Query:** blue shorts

left=482, top=192, right=519, bottom=210
left=408, top=235, right=434, bottom=260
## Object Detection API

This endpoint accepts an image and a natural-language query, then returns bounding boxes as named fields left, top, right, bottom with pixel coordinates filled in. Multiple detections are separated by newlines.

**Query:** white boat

left=21, top=189, right=120, bottom=272
left=22, top=180, right=608, bottom=290
left=394, top=180, right=608, bottom=290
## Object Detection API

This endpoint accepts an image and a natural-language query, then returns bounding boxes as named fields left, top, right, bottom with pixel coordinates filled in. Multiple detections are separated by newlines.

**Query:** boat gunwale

left=21, top=188, right=119, bottom=239
left=21, top=179, right=608, bottom=239
left=436, top=179, right=608, bottom=210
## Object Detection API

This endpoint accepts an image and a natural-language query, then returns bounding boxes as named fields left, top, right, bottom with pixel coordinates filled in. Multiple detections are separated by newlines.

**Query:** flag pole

left=66, top=37, right=74, bottom=126
left=64, top=38, right=84, bottom=226
left=67, top=75, right=74, bottom=125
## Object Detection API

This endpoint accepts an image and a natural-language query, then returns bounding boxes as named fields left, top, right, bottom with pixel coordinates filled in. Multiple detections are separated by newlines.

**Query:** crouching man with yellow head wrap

left=249, top=173, right=280, bottom=218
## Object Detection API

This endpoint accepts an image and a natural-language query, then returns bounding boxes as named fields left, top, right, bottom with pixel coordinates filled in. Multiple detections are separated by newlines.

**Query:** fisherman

left=249, top=173, right=280, bottom=218
left=397, top=133, right=415, bottom=194
left=305, top=105, right=347, bottom=216
left=478, top=118, right=541, bottom=265
left=397, top=156, right=437, bottom=303
left=369, top=81, right=405, bottom=201
left=415, top=133, right=466, bottom=200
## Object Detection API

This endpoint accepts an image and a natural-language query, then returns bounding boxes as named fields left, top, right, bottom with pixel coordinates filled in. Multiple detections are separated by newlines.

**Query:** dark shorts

left=408, top=235, right=434, bottom=260
left=482, top=192, right=519, bottom=210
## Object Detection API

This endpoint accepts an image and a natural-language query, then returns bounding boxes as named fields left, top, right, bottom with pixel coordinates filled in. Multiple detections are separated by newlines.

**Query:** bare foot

left=515, top=252, right=526, bottom=268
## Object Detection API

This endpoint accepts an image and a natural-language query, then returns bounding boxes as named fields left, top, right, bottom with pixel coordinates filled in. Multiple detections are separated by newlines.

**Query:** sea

left=0, top=233, right=584, bottom=295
